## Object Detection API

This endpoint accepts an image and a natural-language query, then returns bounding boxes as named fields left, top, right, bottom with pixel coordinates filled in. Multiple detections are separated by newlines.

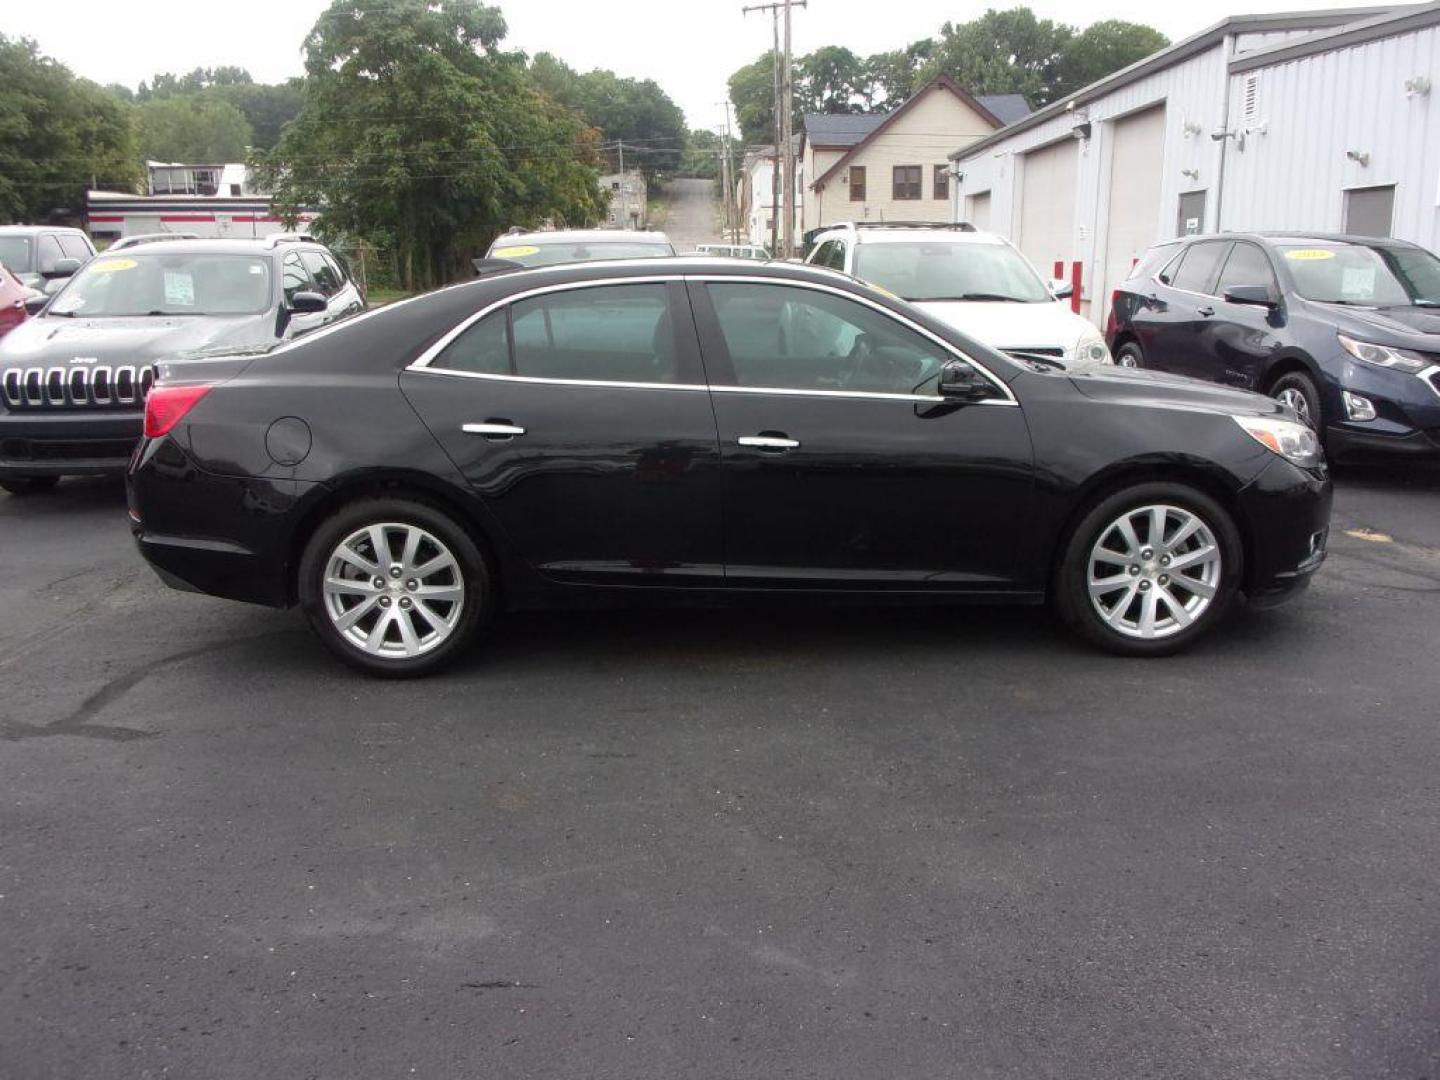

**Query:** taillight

left=143, top=384, right=213, bottom=438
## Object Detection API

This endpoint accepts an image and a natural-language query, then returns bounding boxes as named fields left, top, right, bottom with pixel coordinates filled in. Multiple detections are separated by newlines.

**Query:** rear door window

left=282, top=252, right=315, bottom=304
left=301, top=251, right=340, bottom=296
left=509, top=284, right=683, bottom=384
left=36, top=234, right=64, bottom=274
left=433, top=310, right=510, bottom=376
left=1167, top=241, right=1231, bottom=295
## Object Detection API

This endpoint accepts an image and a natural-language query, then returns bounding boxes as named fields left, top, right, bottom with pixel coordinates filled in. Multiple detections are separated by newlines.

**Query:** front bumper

left=1326, top=423, right=1440, bottom=461
left=1238, top=456, right=1332, bottom=605
left=0, top=409, right=142, bottom=477
left=1325, top=361, right=1440, bottom=461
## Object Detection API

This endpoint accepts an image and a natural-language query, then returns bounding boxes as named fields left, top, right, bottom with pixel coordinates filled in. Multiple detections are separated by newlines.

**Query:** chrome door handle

left=738, top=435, right=799, bottom=450
left=463, top=422, right=526, bottom=437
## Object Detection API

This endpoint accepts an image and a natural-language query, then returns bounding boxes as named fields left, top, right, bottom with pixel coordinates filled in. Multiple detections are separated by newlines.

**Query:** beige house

left=800, top=75, right=1028, bottom=239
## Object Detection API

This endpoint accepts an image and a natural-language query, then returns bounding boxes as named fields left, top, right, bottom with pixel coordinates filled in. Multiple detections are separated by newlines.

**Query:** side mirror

left=289, top=290, right=327, bottom=313
left=42, top=257, right=81, bottom=280
left=938, top=359, right=999, bottom=402
left=1050, top=279, right=1074, bottom=300
left=24, top=294, right=49, bottom=316
left=472, top=257, right=524, bottom=278
left=1223, top=284, right=1276, bottom=307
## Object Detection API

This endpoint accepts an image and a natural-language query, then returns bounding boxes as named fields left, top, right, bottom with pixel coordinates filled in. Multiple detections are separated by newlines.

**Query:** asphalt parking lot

left=2, top=466, right=1439, bottom=1079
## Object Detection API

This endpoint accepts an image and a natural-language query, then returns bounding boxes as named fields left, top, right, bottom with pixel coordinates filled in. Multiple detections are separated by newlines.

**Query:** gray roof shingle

left=802, top=112, right=890, bottom=148
left=975, top=93, right=1032, bottom=126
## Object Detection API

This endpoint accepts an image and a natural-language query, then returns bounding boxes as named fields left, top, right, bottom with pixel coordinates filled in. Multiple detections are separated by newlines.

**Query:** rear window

left=0, top=236, right=33, bottom=273
left=1166, top=241, right=1230, bottom=294
left=1133, top=242, right=1180, bottom=282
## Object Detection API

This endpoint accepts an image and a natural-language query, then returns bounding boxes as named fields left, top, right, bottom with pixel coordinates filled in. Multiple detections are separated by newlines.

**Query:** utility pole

left=616, top=140, right=628, bottom=230
left=742, top=0, right=806, bottom=258
left=719, top=101, right=739, bottom=244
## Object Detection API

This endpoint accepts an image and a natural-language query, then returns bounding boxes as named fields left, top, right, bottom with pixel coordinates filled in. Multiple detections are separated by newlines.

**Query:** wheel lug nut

left=1160, top=555, right=1171, bottom=566
left=1138, top=580, right=1151, bottom=591
left=378, top=596, right=391, bottom=608
left=1128, top=565, right=1140, bottom=576
left=400, top=597, right=413, bottom=610
left=1159, top=574, right=1170, bottom=585
left=406, top=579, right=418, bottom=591
left=1140, top=547, right=1154, bottom=559
left=389, top=566, right=402, bottom=578
left=373, top=577, right=384, bottom=589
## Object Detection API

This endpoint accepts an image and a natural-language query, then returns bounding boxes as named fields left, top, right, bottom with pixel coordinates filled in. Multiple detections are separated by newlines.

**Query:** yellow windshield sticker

left=1284, top=249, right=1335, bottom=261
left=492, top=245, right=539, bottom=258
left=90, top=258, right=138, bottom=272
left=860, top=279, right=896, bottom=298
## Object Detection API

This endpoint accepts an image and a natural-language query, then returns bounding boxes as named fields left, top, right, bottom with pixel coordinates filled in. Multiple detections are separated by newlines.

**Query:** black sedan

left=128, top=258, right=1332, bottom=676
left=1107, top=232, right=1440, bottom=460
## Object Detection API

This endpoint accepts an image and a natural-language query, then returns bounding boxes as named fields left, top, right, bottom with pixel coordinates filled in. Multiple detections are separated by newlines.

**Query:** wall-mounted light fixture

left=1182, top=120, right=1204, bottom=138
left=1345, top=149, right=1371, bottom=166
left=1072, top=121, right=1092, bottom=141
left=1405, top=75, right=1432, bottom=97
left=1211, top=128, right=1246, bottom=151
left=1181, top=168, right=1200, bottom=181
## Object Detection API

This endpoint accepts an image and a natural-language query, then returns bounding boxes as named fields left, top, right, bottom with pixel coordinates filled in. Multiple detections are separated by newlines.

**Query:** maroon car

left=0, top=263, right=41, bottom=341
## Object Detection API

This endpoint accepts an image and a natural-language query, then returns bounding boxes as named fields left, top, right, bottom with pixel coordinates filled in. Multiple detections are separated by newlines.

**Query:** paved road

left=658, top=176, right=720, bottom=252
left=3, top=465, right=1439, bottom=1078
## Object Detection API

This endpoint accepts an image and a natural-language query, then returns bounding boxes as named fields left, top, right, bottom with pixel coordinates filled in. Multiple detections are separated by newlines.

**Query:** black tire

left=1268, top=370, right=1323, bottom=433
left=1054, top=481, right=1243, bottom=657
left=1114, top=341, right=1145, bottom=369
left=1, top=476, right=60, bottom=495
left=297, top=496, right=492, bottom=677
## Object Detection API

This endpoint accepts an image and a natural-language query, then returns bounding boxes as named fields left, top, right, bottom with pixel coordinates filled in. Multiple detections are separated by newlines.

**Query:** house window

left=893, top=165, right=922, bottom=200
left=933, top=165, right=949, bottom=201
left=848, top=166, right=866, bottom=202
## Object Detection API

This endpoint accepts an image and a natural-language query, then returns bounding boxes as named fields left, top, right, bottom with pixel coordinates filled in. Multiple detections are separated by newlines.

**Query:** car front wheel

left=1269, top=371, right=1322, bottom=432
left=298, top=496, right=492, bottom=677
left=1114, top=341, right=1144, bottom=368
left=1055, top=482, right=1242, bottom=656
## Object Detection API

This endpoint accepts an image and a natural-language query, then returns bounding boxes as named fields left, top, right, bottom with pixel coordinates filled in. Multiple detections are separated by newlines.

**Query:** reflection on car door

left=1146, top=239, right=1232, bottom=379
left=691, top=279, right=1035, bottom=590
left=1204, top=241, right=1286, bottom=390
left=399, top=281, right=725, bottom=585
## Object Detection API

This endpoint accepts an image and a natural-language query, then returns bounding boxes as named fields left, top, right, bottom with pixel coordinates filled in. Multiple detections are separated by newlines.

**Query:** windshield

left=1280, top=243, right=1440, bottom=306
left=852, top=242, right=1052, bottom=303
left=488, top=241, right=673, bottom=267
left=0, top=237, right=33, bottom=273
left=49, top=253, right=273, bottom=317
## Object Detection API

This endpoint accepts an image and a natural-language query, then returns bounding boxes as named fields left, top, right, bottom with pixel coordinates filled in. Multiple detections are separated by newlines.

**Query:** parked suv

left=486, top=229, right=675, bottom=267
left=0, top=225, right=96, bottom=295
left=1108, top=233, right=1440, bottom=459
left=806, top=221, right=1110, bottom=365
left=0, top=236, right=364, bottom=494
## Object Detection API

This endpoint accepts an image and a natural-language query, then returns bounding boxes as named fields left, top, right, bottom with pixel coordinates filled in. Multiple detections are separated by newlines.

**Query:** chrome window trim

left=407, top=273, right=1018, bottom=407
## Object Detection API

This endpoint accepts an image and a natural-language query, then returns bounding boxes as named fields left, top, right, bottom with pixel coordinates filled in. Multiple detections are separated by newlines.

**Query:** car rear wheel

left=1, top=476, right=60, bottom=495
left=1269, top=371, right=1322, bottom=432
left=298, top=496, right=491, bottom=677
left=1055, top=482, right=1242, bottom=656
left=1114, top=341, right=1144, bottom=368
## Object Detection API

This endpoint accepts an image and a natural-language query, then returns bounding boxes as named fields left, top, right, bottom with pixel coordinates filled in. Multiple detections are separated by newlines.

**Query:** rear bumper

left=0, top=410, right=141, bottom=476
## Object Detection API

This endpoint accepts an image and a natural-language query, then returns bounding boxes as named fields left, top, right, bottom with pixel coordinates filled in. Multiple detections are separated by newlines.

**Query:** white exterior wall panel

left=1220, top=25, right=1440, bottom=250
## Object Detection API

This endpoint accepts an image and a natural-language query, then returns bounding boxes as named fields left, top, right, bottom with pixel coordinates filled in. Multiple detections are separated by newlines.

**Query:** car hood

left=1066, top=362, right=1287, bottom=419
left=911, top=298, right=1099, bottom=354
left=0, top=314, right=272, bottom=370
left=1309, top=301, right=1440, bottom=344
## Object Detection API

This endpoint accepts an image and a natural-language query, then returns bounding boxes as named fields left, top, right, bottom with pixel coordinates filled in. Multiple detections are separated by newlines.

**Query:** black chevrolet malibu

left=128, top=258, right=1332, bottom=676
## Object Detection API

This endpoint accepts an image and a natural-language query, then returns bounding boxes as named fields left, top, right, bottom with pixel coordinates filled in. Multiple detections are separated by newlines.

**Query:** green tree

left=796, top=45, right=867, bottom=115
left=863, top=41, right=935, bottom=108
left=677, top=128, right=720, bottom=179
left=210, top=80, right=306, bottom=150
left=1056, top=20, right=1168, bottom=98
left=923, top=8, right=1072, bottom=106
left=0, top=35, right=140, bottom=222
left=728, top=51, right=792, bottom=145
left=136, top=96, right=253, bottom=161
left=256, top=0, right=605, bottom=291
left=527, top=53, right=686, bottom=180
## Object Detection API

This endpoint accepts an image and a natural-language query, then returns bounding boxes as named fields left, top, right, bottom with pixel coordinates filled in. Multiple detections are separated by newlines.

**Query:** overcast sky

left=6, top=0, right=1373, bottom=131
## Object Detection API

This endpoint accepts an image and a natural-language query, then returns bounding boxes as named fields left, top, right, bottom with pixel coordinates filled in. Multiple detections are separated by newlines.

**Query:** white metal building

left=949, top=4, right=1440, bottom=321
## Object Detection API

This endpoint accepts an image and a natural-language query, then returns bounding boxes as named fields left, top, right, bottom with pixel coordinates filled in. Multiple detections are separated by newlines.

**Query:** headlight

left=1232, top=415, right=1323, bottom=468
left=1076, top=334, right=1112, bottom=364
left=1337, top=333, right=1428, bottom=374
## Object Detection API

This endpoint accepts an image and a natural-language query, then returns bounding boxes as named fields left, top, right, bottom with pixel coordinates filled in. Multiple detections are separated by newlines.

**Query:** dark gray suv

left=0, top=236, right=364, bottom=493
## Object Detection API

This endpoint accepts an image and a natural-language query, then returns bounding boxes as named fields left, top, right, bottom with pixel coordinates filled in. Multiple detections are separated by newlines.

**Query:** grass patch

left=365, top=287, right=417, bottom=307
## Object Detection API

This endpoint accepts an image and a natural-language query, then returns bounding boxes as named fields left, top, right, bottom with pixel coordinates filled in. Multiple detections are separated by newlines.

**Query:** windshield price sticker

left=1285, top=249, right=1336, bottom=261
left=163, top=271, right=196, bottom=307
left=492, top=245, right=540, bottom=258
left=90, top=258, right=137, bottom=273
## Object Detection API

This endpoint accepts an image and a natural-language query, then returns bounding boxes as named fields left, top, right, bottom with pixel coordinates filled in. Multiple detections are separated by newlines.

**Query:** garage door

left=1018, top=139, right=1077, bottom=272
left=966, top=191, right=991, bottom=230
left=1102, top=105, right=1166, bottom=321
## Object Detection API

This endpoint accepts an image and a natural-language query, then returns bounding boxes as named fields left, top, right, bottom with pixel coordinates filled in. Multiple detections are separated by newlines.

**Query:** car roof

left=0, top=225, right=88, bottom=236
left=494, top=229, right=672, bottom=246
left=815, top=226, right=1008, bottom=246
left=92, top=238, right=321, bottom=257
left=1180, top=231, right=1420, bottom=250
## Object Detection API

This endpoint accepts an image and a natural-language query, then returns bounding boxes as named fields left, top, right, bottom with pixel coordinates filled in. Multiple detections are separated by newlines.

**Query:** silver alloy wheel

left=1116, top=349, right=1140, bottom=368
left=322, top=522, right=465, bottom=659
left=1086, top=504, right=1222, bottom=640
left=1276, top=387, right=1313, bottom=428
